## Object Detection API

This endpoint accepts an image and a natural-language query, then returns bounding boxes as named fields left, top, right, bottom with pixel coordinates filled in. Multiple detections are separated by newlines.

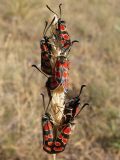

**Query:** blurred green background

left=0, top=0, right=120, bottom=159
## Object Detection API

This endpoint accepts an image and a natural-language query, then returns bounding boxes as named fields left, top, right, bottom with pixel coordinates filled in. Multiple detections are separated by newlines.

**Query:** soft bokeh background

left=0, top=0, right=120, bottom=159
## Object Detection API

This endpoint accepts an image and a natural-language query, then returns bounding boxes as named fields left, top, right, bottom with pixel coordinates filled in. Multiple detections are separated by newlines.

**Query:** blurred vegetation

left=0, top=0, right=120, bottom=159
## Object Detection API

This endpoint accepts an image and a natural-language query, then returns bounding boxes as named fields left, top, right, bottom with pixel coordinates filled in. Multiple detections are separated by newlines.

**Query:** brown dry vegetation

left=0, top=0, right=120, bottom=160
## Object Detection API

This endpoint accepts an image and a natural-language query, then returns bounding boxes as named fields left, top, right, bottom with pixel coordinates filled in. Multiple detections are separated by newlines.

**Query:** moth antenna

left=32, top=64, right=48, bottom=78
left=75, top=103, right=89, bottom=117
left=78, top=85, right=86, bottom=97
left=64, top=40, right=79, bottom=57
left=72, top=40, right=79, bottom=44
left=61, top=42, right=71, bottom=56
left=41, top=93, right=46, bottom=112
left=43, top=21, right=48, bottom=37
left=45, top=97, right=52, bottom=113
left=44, top=17, right=55, bottom=36
left=62, top=46, right=70, bottom=54
left=59, top=3, right=62, bottom=19
left=46, top=5, right=58, bottom=16
left=65, top=48, right=71, bottom=58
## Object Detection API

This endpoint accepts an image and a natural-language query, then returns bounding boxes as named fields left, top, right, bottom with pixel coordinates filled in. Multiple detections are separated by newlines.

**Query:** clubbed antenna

left=41, top=93, right=52, bottom=113
left=43, top=17, right=55, bottom=37
left=41, top=93, right=46, bottom=112
left=76, top=103, right=89, bottom=117
left=59, top=3, right=62, bottom=19
left=44, top=17, right=55, bottom=36
left=43, top=21, right=48, bottom=37
left=78, top=85, right=86, bottom=97
left=63, top=40, right=79, bottom=57
left=46, top=5, right=58, bottom=16
left=32, top=64, right=48, bottom=78
left=72, top=40, right=79, bottom=44
left=45, top=97, right=52, bottom=113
